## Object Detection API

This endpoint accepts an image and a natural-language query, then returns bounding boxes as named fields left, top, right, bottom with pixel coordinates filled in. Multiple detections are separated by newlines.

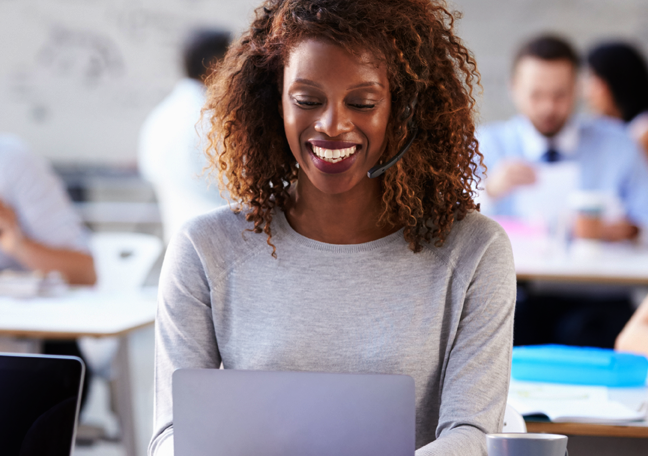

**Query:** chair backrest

left=89, top=232, right=163, bottom=292
left=502, top=403, right=527, bottom=433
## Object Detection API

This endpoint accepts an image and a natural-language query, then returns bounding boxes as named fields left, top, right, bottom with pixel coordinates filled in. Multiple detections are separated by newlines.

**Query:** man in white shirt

left=139, top=29, right=231, bottom=243
left=0, top=134, right=95, bottom=284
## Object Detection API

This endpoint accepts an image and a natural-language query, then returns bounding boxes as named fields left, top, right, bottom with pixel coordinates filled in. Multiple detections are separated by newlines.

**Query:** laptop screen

left=0, top=353, right=84, bottom=456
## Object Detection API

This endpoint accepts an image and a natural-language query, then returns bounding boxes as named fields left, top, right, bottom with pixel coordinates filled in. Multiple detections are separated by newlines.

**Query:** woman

left=150, top=1, right=516, bottom=455
left=584, top=41, right=648, bottom=155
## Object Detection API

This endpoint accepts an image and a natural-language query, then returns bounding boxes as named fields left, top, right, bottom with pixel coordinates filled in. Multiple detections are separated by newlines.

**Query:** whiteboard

left=0, top=0, right=259, bottom=165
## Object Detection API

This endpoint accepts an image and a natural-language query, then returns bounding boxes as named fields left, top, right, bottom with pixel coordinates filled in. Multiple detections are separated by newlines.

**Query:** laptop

left=173, top=369, right=416, bottom=456
left=0, top=352, right=85, bottom=456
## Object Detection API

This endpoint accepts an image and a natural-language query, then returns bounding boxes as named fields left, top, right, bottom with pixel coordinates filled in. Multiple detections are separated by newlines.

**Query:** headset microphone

left=367, top=98, right=418, bottom=179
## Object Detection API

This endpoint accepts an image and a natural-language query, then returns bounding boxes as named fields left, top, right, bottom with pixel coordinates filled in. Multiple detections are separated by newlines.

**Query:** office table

left=526, top=420, right=648, bottom=438
left=0, top=287, right=157, bottom=456
left=503, top=223, right=648, bottom=286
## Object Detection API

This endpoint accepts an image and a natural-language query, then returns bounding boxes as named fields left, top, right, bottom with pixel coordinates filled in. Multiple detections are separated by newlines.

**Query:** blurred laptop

left=173, top=369, right=415, bottom=456
left=0, top=352, right=85, bottom=456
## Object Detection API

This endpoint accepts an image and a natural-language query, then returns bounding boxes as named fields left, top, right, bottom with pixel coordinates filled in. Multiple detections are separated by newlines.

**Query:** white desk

left=0, top=287, right=157, bottom=456
left=501, top=220, right=648, bottom=286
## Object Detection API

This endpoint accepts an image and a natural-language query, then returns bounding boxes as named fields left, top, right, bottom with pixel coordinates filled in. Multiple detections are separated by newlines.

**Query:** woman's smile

left=306, top=140, right=362, bottom=173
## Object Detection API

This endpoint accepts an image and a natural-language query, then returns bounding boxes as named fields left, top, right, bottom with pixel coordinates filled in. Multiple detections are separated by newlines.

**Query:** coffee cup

left=569, top=191, right=606, bottom=240
left=486, top=433, right=568, bottom=456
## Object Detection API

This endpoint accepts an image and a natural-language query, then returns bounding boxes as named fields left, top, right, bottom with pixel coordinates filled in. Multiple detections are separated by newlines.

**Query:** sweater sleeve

left=416, top=227, right=516, bottom=456
left=149, top=228, right=221, bottom=456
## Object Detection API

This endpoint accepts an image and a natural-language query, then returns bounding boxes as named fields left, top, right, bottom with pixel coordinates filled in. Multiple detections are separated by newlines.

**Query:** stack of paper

left=508, top=380, right=647, bottom=423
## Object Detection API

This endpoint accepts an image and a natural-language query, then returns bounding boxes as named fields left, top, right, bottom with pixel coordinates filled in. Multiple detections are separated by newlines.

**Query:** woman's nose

left=314, top=103, right=353, bottom=137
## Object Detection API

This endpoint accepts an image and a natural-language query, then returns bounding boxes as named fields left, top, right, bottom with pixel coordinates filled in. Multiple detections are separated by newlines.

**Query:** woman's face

left=582, top=71, right=620, bottom=119
left=281, top=38, right=391, bottom=195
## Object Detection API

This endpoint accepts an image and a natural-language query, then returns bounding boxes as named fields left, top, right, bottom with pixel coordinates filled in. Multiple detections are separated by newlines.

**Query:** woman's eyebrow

left=347, top=81, right=385, bottom=90
left=292, top=78, right=322, bottom=88
left=291, top=78, right=385, bottom=90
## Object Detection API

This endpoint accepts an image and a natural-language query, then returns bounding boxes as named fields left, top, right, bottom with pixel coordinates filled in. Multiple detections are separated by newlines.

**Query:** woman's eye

left=349, top=102, right=376, bottom=110
left=294, top=99, right=321, bottom=107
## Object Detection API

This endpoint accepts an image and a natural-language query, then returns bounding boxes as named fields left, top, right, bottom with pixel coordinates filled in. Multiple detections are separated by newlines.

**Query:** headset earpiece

left=400, top=105, right=411, bottom=122
left=367, top=97, right=418, bottom=179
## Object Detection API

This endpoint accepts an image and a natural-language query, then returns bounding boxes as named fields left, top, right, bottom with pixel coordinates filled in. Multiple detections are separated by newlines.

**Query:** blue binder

left=512, top=345, right=648, bottom=387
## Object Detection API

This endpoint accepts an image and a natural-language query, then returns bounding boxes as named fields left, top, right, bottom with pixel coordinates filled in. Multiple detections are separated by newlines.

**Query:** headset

left=367, top=97, right=418, bottom=179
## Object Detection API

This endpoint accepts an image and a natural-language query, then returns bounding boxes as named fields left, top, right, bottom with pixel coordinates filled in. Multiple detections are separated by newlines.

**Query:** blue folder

left=512, top=345, right=648, bottom=387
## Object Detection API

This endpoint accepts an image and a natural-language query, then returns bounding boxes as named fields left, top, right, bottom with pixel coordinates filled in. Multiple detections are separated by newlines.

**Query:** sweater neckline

left=274, top=209, right=405, bottom=254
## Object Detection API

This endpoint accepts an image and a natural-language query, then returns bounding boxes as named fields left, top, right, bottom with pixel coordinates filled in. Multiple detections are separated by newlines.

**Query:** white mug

left=487, top=433, right=568, bottom=456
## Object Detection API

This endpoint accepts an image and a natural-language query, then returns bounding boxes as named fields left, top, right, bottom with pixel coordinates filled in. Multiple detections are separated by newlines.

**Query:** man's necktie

left=541, top=147, right=561, bottom=163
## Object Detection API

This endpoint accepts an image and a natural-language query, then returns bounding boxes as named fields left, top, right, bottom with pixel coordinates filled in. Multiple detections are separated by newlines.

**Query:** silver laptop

left=0, top=352, right=85, bottom=456
left=173, top=369, right=415, bottom=456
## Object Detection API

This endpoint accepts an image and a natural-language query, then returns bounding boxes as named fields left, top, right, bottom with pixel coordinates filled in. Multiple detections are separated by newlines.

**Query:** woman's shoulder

left=168, top=205, right=272, bottom=272
left=422, top=211, right=513, bottom=278
left=182, top=204, right=250, bottom=240
left=449, top=211, right=510, bottom=245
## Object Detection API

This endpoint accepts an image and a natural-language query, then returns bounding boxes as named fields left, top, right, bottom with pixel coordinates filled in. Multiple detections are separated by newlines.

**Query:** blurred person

left=584, top=41, right=648, bottom=156
left=0, top=133, right=95, bottom=405
left=616, top=295, right=648, bottom=359
left=477, top=35, right=648, bottom=348
left=478, top=35, right=648, bottom=243
left=139, top=29, right=232, bottom=243
left=0, top=134, right=95, bottom=284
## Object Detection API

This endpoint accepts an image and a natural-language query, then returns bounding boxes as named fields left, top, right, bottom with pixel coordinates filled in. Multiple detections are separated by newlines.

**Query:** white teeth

left=311, top=145, right=357, bottom=163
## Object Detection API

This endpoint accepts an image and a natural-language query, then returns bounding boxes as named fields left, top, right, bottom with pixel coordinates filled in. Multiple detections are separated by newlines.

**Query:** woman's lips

left=306, top=141, right=360, bottom=174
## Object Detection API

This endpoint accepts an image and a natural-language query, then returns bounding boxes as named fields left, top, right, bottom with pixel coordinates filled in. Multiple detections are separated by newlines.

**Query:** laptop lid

left=173, top=369, right=415, bottom=456
left=0, top=352, right=85, bottom=456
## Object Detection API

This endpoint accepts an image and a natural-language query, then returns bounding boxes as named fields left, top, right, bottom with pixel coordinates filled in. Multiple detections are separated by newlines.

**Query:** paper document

left=508, top=380, right=647, bottom=423
left=514, top=162, right=580, bottom=225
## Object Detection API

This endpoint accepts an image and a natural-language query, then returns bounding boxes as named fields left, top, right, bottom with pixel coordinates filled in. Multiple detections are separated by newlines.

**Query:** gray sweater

left=150, top=207, right=516, bottom=456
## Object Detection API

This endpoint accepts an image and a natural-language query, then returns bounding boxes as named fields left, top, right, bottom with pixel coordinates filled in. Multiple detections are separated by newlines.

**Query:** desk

left=526, top=420, right=648, bottom=438
left=0, top=287, right=157, bottom=456
left=526, top=421, right=648, bottom=456
left=505, top=229, right=648, bottom=286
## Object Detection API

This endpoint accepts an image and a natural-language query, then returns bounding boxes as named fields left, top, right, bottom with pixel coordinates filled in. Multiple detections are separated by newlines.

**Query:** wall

left=0, top=0, right=647, bottom=165
left=0, top=0, right=259, bottom=164
left=454, top=0, right=648, bottom=123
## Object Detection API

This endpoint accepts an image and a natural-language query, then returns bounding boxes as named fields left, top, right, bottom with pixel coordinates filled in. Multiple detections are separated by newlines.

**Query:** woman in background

left=150, top=0, right=516, bottom=455
left=584, top=41, right=648, bottom=155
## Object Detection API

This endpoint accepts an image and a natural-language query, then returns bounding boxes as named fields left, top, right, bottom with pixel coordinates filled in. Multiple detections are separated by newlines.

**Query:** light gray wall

left=0, top=0, right=260, bottom=164
left=0, top=0, right=647, bottom=164
left=453, top=0, right=648, bottom=123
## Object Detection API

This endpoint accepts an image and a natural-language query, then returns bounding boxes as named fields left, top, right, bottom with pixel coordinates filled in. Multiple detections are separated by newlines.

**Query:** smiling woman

left=151, top=1, right=517, bottom=455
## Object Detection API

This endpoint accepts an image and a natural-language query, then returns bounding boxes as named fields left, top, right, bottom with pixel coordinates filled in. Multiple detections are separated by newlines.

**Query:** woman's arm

left=418, top=228, right=517, bottom=456
left=149, top=228, right=221, bottom=456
